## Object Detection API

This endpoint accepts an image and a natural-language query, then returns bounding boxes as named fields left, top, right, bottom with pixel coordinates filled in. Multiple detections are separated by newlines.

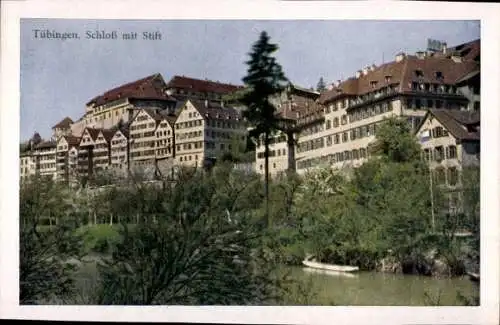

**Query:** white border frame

left=1, top=1, right=499, bottom=324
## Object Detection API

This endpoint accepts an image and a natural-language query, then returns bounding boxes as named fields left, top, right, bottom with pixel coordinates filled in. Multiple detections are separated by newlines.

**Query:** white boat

left=302, top=259, right=359, bottom=273
left=302, top=267, right=357, bottom=278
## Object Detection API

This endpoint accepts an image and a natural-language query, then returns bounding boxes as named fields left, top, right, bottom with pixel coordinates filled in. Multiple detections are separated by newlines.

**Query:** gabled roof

left=59, top=135, right=81, bottom=148
left=166, top=75, right=244, bottom=95
left=420, top=109, right=480, bottom=141
left=156, top=109, right=178, bottom=126
left=98, top=129, right=115, bottom=142
left=52, top=117, right=73, bottom=129
left=81, top=127, right=101, bottom=141
left=288, top=83, right=320, bottom=98
left=187, top=99, right=241, bottom=121
left=445, top=39, right=480, bottom=62
left=86, top=73, right=176, bottom=106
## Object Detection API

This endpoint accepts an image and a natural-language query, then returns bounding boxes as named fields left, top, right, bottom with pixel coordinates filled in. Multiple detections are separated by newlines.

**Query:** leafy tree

left=369, top=116, right=422, bottom=163
left=20, top=177, right=84, bottom=304
left=240, top=31, right=288, bottom=227
left=93, top=167, right=281, bottom=305
left=316, top=77, right=327, bottom=92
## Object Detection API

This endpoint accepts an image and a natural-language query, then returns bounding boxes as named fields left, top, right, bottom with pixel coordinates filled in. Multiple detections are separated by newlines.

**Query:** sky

left=20, top=19, right=479, bottom=141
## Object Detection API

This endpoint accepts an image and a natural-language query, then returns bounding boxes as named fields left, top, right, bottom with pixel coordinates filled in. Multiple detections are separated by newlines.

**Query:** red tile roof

left=166, top=75, right=243, bottom=95
left=318, top=55, right=478, bottom=104
left=52, top=117, right=73, bottom=129
left=86, top=73, right=176, bottom=106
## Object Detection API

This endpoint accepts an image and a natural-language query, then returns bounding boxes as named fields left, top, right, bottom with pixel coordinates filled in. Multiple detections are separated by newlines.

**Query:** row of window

left=296, top=148, right=369, bottom=170
left=433, top=167, right=460, bottom=186
left=176, top=119, right=203, bottom=129
left=256, top=148, right=288, bottom=159
left=94, top=143, right=108, bottom=150
left=131, top=122, right=156, bottom=131
left=178, top=154, right=200, bottom=162
left=130, top=150, right=155, bottom=158
left=177, top=141, right=204, bottom=151
left=423, top=145, right=457, bottom=161
left=156, top=130, right=172, bottom=137
left=39, top=163, right=56, bottom=169
left=38, top=155, right=56, bottom=161
left=130, top=131, right=155, bottom=139
left=254, top=134, right=288, bottom=147
left=177, top=130, right=203, bottom=140
left=156, top=139, right=172, bottom=147
left=131, top=141, right=155, bottom=149
left=111, top=139, right=127, bottom=146
left=156, top=148, right=172, bottom=156
left=297, top=123, right=379, bottom=153
left=347, top=102, right=394, bottom=123
left=410, top=82, right=457, bottom=94
left=343, top=85, right=399, bottom=109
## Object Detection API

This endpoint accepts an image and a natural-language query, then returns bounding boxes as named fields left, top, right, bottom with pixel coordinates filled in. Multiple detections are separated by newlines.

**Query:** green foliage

left=93, top=169, right=281, bottom=305
left=370, top=117, right=422, bottom=163
left=316, top=77, right=327, bottom=92
left=20, top=177, right=85, bottom=304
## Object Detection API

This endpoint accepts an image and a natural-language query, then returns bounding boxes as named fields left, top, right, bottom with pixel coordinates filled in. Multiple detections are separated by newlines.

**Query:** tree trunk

left=287, top=131, right=296, bottom=172
left=264, top=133, right=270, bottom=228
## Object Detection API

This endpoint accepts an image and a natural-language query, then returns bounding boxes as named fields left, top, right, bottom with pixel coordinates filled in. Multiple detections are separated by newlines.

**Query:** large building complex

left=21, top=74, right=244, bottom=184
left=254, top=38, right=480, bottom=177
left=20, top=38, right=480, bottom=188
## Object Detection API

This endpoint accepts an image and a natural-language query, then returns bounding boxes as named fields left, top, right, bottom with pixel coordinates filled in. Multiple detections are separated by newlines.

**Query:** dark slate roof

left=188, top=99, right=242, bottom=120
left=63, top=135, right=81, bottom=148
left=428, top=109, right=480, bottom=141
left=52, top=117, right=73, bottom=129
left=166, top=75, right=243, bottom=95
left=34, top=140, right=56, bottom=149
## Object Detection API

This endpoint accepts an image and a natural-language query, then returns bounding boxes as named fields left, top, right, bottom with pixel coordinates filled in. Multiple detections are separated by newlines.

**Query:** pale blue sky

left=20, top=19, right=479, bottom=141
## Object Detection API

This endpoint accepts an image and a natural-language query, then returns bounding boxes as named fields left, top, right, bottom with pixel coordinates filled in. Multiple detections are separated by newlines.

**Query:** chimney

left=362, top=66, right=369, bottom=75
left=336, top=80, right=341, bottom=87
left=451, top=54, right=462, bottom=63
left=356, top=70, right=362, bottom=78
left=395, top=52, right=406, bottom=62
left=416, top=51, right=426, bottom=59
left=370, top=64, right=376, bottom=72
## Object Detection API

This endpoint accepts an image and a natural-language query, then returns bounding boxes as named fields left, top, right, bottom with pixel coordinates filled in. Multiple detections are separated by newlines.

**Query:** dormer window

left=370, top=81, right=378, bottom=88
left=435, top=71, right=443, bottom=80
left=415, top=69, right=424, bottom=78
left=385, top=75, right=392, bottom=83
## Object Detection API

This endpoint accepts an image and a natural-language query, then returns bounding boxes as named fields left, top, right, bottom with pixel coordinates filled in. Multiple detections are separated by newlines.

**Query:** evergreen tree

left=316, top=77, right=327, bottom=92
left=240, top=31, right=288, bottom=227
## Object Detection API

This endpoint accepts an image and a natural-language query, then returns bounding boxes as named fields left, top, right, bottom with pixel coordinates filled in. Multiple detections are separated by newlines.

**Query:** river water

left=289, top=267, right=479, bottom=306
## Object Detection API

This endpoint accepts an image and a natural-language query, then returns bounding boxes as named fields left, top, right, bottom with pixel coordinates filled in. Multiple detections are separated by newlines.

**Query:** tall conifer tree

left=240, top=31, right=288, bottom=227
